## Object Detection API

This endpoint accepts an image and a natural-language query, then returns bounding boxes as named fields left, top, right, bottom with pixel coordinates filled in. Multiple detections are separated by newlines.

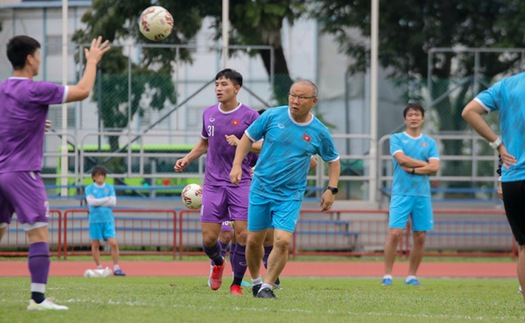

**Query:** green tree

left=72, top=0, right=203, bottom=154
left=204, top=1, right=308, bottom=104
left=316, top=0, right=525, bottom=190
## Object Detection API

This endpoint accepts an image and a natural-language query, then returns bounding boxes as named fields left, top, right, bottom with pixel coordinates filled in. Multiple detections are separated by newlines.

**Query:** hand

left=401, top=166, right=413, bottom=174
left=225, top=134, right=240, bottom=146
left=497, top=180, right=503, bottom=200
left=85, top=36, right=110, bottom=64
left=250, top=166, right=255, bottom=178
left=45, top=119, right=52, bottom=132
left=174, top=158, right=188, bottom=173
left=230, top=165, right=242, bottom=185
left=499, top=144, right=516, bottom=169
left=320, top=190, right=335, bottom=212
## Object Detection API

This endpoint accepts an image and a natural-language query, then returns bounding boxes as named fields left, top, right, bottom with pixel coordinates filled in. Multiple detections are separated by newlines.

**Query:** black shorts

left=502, top=180, right=525, bottom=245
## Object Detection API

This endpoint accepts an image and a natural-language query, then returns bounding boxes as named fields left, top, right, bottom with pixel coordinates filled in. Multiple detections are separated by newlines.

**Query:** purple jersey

left=201, top=103, right=259, bottom=185
left=0, top=77, right=66, bottom=173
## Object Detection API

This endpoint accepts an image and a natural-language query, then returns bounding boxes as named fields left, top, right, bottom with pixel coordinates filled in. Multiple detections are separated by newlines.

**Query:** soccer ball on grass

left=138, top=6, right=174, bottom=41
left=181, top=184, right=203, bottom=210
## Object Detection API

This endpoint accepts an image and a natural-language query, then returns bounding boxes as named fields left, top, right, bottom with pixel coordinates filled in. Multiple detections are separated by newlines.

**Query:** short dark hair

left=215, top=68, right=243, bottom=87
left=7, top=35, right=41, bottom=70
left=403, top=102, right=425, bottom=118
left=91, top=166, right=107, bottom=178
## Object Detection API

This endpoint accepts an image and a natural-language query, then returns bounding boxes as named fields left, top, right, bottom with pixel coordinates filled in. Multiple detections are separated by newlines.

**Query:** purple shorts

left=0, top=171, right=49, bottom=225
left=200, top=183, right=249, bottom=223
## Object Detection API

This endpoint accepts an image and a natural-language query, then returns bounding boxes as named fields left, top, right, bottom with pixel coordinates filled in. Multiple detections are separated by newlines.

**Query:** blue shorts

left=89, top=222, right=116, bottom=241
left=248, top=191, right=302, bottom=233
left=201, top=183, right=250, bottom=223
left=389, top=195, right=433, bottom=231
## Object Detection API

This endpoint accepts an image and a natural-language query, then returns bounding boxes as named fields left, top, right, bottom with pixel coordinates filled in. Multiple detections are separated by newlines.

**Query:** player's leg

left=207, top=224, right=232, bottom=287
left=0, top=223, right=7, bottom=240
left=0, top=189, right=14, bottom=241
left=383, top=195, right=412, bottom=286
left=90, top=238, right=102, bottom=268
left=405, top=196, right=432, bottom=285
left=102, top=221, right=124, bottom=276
left=517, top=245, right=525, bottom=301
left=245, top=191, right=272, bottom=296
left=227, top=184, right=251, bottom=294
left=200, top=185, right=230, bottom=290
left=230, top=219, right=247, bottom=294
left=405, top=230, right=426, bottom=285
left=263, top=228, right=280, bottom=288
left=256, top=199, right=301, bottom=299
left=501, top=181, right=525, bottom=300
left=107, top=237, right=125, bottom=276
left=1, top=172, right=68, bottom=311
left=202, top=222, right=224, bottom=290
left=263, top=229, right=292, bottom=287
left=246, top=229, right=266, bottom=295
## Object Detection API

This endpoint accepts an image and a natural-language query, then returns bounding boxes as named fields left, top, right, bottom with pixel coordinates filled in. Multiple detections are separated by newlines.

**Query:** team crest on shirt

left=209, top=118, right=215, bottom=123
left=302, top=134, right=311, bottom=142
left=231, top=120, right=239, bottom=126
left=421, top=142, right=428, bottom=147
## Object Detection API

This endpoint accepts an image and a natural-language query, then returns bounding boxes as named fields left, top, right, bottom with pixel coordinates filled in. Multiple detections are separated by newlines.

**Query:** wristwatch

left=327, top=186, right=339, bottom=195
left=489, top=136, right=502, bottom=150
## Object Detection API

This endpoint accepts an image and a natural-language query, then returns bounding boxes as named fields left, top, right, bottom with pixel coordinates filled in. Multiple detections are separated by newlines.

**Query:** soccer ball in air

left=138, top=6, right=174, bottom=41
left=181, top=184, right=203, bottom=210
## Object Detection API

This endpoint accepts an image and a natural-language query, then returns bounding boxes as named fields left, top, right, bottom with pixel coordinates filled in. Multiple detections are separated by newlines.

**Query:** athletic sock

left=261, top=283, right=273, bottom=291
left=231, top=244, right=247, bottom=282
left=252, top=277, right=262, bottom=286
left=28, top=242, right=50, bottom=303
left=203, top=242, right=224, bottom=266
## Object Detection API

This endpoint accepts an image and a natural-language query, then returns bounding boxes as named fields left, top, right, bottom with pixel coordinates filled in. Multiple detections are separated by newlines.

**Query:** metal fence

left=42, top=130, right=501, bottom=203
left=0, top=208, right=515, bottom=259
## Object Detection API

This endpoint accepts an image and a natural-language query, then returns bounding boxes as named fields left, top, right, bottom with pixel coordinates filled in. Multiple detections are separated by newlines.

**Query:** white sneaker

left=27, top=298, right=68, bottom=311
left=519, top=286, right=522, bottom=295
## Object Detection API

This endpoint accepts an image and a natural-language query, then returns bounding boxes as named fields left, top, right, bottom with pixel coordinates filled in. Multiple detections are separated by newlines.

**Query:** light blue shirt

left=85, top=183, right=116, bottom=223
left=475, top=72, right=525, bottom=182
left=390, top=132, right=439, bottom=197
left=246, top=106, right=339, bottom=200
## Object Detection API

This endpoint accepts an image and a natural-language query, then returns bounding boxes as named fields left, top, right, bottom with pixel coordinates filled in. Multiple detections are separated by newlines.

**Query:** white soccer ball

left=181, top=183, right=203, bottom=210
left=138, top=6, right=174, bottom=41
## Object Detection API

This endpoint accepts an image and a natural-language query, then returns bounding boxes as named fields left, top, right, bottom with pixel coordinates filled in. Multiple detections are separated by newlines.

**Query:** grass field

left=2, top=276, right=524, bottom=322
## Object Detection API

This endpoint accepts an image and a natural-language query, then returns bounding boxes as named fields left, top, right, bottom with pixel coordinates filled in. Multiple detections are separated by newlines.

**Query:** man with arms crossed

left=382, top=103, right=440, bottom=286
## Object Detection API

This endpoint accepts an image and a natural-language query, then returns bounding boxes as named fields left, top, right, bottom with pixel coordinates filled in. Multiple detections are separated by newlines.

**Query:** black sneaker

left=256, top=287, right=277, bottom=299
left=252, top=283, right=261, bottom=297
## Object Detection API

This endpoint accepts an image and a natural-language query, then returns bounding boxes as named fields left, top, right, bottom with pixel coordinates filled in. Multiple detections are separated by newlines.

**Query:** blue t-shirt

left=85, top=183, right=116, bottom=223
left=475, top=72, right=525, bottom=182
left=246, top=106, right=339, bottom=200
left=390, top=132, right=439, bottom=197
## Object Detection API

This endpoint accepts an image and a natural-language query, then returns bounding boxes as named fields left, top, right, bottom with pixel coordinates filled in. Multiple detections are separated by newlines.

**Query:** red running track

left=0, top=261, right=517, bottom=278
